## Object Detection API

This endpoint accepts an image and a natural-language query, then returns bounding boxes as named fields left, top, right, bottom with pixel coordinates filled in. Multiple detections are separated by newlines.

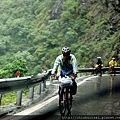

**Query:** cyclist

left=108, top=57, right=118, bottom=75
left=94, top=57, right=103, bottom=76
left=51, top=47, right=78, bottom=96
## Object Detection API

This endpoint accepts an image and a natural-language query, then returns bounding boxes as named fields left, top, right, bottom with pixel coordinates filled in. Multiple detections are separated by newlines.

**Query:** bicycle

left=94, top=64, right=102, bottom=76
left=108, top=66, right=116, bottom=76
left=58, top=76, right=73, bottom=117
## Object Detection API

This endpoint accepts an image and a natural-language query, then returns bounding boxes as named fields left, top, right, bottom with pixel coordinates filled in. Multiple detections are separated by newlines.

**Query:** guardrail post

left=0, top=94, right=2, bottom=106
left=43, top=79, right=46, bottom=88
left=37, top=83, right=41, bottom=95
left=16, top=90, right=22, bottom=106
left=41, top=81, right=44, bottom=91
left=50, top=76, right=53, bottom=84
left=29, top=87, right=34, bottom=99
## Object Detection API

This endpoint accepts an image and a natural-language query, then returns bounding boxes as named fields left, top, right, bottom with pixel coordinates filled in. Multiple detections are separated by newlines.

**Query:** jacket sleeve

left=72, top=55, right=78, bottom=74
left=51, top=56, right=61, bottom=74
left=109, top=60, right=112, bottom=66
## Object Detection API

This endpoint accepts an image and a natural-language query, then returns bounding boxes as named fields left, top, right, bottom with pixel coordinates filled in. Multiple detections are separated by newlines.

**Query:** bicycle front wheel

left=66, top=88, right=72, bottom=116
left=59, top=88, right=67, bottom=116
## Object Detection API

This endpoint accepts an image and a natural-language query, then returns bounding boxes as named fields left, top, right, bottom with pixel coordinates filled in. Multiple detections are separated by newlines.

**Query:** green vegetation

left=0, top=60, right=28, bottom=78
left=2, top=90, right=29, bottom=105
left=0, top=0, right=119, bottom=77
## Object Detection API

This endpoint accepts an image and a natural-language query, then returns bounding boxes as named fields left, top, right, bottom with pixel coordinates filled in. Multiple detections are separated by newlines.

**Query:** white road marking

left=14, top=76, right=100, bottom=115
left=77, top=76, right=98, bottom=86
left=14, top=95, right=59, bottom=115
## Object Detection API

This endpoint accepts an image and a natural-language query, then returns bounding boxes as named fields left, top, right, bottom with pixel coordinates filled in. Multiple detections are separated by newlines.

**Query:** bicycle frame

left=108, top=66, right=116, bottom=75
left=59, top=85, right=73, bottom=117
left=95, top=65, right=102, bottom=76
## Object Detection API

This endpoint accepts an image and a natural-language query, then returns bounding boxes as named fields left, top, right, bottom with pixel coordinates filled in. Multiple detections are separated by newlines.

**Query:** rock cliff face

left=50, top=0, right=119, bottom=37
left=50, top=0, right=64, bottom=20
left=105, top=0, right=120, bottom=35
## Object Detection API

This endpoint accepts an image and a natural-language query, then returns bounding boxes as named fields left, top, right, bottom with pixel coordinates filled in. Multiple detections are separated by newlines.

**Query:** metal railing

left=0, top=69, right=52, bottom=106
left=0, top=67, right=120, bottom=107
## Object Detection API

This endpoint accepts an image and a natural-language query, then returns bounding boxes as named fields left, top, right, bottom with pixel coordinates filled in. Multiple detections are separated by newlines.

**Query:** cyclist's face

left=63, top=53, right=70, bottom=59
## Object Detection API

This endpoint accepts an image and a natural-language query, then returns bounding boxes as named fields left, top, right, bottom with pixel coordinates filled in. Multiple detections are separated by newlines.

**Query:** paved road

left=43, top=75, right=120, bottom=120
left=1, top=75, right=120, bottom=120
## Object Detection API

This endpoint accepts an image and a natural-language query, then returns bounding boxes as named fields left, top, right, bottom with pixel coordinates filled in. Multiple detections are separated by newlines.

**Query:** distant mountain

left=0, top=0, right=119, bottom=76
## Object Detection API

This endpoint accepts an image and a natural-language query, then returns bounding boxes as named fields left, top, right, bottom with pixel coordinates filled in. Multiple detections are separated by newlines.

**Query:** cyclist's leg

left=108, top=66, right=113, bottom=75
left=99, top=67, right=102, bottom=76
left=95, top=68, right=98, bottom=75
left=111, top=66, right=114, bottom=74
left=113, top=67, right=116, bottom=75
left=58, top=86, right=61, bottom=97
left=59, top=86, right=64, bottom=101
left=71, top=79, right=77, bottom=95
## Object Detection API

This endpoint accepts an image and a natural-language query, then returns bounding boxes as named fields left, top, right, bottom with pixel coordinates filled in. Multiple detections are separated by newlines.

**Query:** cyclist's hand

left=71, top=74, right=77, bottom=80
left=51, top=74, right=56, bottom=80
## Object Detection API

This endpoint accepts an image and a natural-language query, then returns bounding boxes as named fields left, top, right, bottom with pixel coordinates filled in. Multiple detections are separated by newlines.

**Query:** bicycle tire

left=66, top=87, right=72, bottom=116
left=59, top=87, right=67, bottom=116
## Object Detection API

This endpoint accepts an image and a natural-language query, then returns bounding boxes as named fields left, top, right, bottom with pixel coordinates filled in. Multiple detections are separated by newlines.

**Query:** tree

left=0, top=60, right=28, bottom=78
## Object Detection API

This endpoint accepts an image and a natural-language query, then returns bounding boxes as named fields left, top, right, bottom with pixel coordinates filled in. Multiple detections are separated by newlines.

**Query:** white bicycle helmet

left=97, top=57, right=101, bottom=59
left=62, top=47, right=71, bottom=54
left=112, top=57, right=115, bottom=60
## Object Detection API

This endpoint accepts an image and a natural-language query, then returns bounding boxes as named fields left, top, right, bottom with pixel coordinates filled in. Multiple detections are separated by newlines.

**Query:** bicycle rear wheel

left=66, top=87, right=72, bottom=116
left=59, top=87, right=67, bottom=116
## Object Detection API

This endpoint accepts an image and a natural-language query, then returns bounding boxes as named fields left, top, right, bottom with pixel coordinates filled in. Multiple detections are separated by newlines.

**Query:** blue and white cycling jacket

left=51, top=54, right=78, bottom=76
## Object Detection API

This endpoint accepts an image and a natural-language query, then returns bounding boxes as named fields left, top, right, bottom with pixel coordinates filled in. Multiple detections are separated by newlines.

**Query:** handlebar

left=51, top=73, right=77, bottom=81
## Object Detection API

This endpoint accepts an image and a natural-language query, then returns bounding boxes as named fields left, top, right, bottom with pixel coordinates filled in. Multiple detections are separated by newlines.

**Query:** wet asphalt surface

left=1, top=75, right=120, bottom=120
left=17, top=74, right=120, bottom=120
left=53, top=75, right=120, bottom=119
